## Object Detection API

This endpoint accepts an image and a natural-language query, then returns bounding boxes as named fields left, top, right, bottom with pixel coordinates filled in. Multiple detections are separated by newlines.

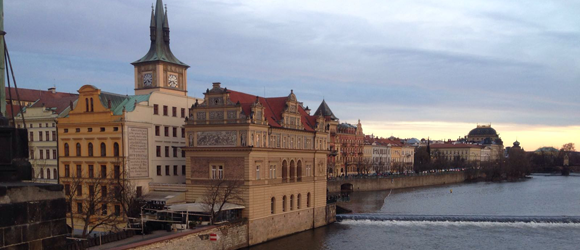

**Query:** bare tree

left=202, top=179, right=244, bottom=224
left=63, top=168, right=127, bottom=238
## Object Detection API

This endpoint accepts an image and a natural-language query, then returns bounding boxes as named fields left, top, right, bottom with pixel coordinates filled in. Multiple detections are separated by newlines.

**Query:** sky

left=5, top=0, right=580, bottom=151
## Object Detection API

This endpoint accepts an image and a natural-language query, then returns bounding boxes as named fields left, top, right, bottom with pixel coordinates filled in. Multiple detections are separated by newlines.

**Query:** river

left=249, top=174, right=580, bottom=250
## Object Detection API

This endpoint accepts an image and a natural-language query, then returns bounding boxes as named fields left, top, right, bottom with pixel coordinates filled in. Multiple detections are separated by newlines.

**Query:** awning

left=140, top=191, right=185, bottom=205
left=166, top=202, right=245, bottom=213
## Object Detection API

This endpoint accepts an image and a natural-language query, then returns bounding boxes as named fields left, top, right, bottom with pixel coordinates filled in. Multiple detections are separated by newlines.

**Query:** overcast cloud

left=4, top=0, right=580, bottom=146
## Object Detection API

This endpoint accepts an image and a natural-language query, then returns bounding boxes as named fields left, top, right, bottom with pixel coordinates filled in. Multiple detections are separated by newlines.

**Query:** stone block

left=50, top=219, right=68, bottom=237
left=45, top=199, right=66, bottom=221
left=27, top=201, right=45, bottom=224
left=3, top=226, right=23, bottom=246
left=28, top=240, right=43, bottom=250
left=0, top=228, right=4, bottom=247
left=42, top=235, right=66, bottom=250
left=26, top=222, right=52, bottom=242
left=0, top=203, right=27, bottom=228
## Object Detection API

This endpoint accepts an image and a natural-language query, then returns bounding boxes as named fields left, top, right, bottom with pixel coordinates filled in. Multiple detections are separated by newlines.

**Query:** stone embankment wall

left=327, top=172, right=468, bottom=193
left=117, top=222, right=248, bottom=250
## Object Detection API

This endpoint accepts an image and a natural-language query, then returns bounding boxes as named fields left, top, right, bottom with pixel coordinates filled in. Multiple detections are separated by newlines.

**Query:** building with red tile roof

left=184, top=82, right=332, bottom=245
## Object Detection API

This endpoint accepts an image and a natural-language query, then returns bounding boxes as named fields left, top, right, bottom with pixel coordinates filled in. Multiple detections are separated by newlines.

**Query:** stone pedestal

left=0, top=183, right=68, bottom=250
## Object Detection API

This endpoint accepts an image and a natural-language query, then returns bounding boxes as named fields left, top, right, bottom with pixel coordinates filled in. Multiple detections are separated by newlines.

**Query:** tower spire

left=132, top=0, right=188, bottom=67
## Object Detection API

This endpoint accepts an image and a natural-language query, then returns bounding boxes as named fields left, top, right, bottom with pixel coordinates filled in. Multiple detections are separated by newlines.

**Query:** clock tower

left=132, top=0, right=189, bottom=96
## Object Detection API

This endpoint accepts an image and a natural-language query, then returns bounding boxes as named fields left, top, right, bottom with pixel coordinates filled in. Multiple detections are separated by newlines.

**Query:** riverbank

left=327, top=171, right=473, bottom=193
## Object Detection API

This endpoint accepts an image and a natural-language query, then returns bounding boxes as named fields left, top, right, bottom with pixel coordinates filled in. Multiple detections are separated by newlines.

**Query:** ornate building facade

left=184, top=83, right=331, bottom=245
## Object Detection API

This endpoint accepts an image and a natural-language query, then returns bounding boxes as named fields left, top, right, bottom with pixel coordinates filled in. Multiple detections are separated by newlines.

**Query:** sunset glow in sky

left=6, top=0, right=579, bottom=150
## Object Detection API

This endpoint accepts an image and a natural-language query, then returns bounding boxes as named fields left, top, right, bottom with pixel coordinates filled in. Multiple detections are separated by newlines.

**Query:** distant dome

left=535, top=147, right=558, bottom=153
left=468, top=125, right=498, bottom=137
left=513, top=140, right=520, bottom=147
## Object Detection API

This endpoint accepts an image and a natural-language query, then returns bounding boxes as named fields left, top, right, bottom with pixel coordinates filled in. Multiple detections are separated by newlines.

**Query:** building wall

left=327, top=172, right=468, bottom=193
left=16, top=107, right=59, bottom=184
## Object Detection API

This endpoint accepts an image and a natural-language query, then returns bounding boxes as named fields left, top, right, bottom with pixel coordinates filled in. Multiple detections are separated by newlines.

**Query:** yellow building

left=430, top=144, right=486, bottom=163
left=184, top=83, right=332, bottom=245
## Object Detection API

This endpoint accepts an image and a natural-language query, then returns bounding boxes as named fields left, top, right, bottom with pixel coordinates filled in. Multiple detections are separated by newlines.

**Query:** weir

left=337, top=213, right=580, bottom=223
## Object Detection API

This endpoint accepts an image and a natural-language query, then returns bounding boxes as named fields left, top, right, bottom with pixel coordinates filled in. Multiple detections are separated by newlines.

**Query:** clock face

left=168, top=74, right=178, bottom=88
left=143, top=73, right=153, bottom=87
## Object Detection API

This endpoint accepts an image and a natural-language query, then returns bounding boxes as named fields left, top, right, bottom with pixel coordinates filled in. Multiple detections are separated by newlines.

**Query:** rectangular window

left=172, top=107, right=177, bottom=117
left=219, top=166, right=223, bottom=179
left=211, top=166, right=216, bottom=179
left=77, top=203, right=82, bottom=213
left=65, top=184, right=70, bottom=195
left=75, top=128, right=80, bottom=133
left=172, top=127, right=177, bottom=137
left=113, top=127, right=119, bottom=131
left=256, top=165, right=260, bottom=180
left=40, top=150, right=44, bottom=159
left=77, top=185, right=82, bottom=196
left=30, top=149, right=34, bottom=159
left=76, top=165, right=82, bottom=178
left=173, top=165, right=178, bottom=175
left=46, top=150, right=50, bottom=159
left=154, top=104, right=159, bottom=115
left=102, top=204, right=108, bottom=215
left=114, top=165, right=120, bottom=179
left=88, top=128, right=92, bottom=132
left=39, top=131, right=43, bottom=141
left=101, top=165, right=107, bottom=178
left=164, top=126, right=169, bottom=137
left=65, top=165, right=70, bottom=177
left=52, top=131, right=56, bottom=141
left=39, top=123, right=42, bottom=128
left=165, top=146, right=169, bottom=157
left=46, top=131, right=50, bottom=141
left=165, top=165, right=170, bottom=176
left=173, top=147, right=177, bottom=157
left=181, top=108, right=185, bottom=118
left=100, top=127, right=105, bottom=132
left=163, top=105, right=168, bottom=116
left=182, top=165, right=186, bottom=175
left=53, top=150, right=57, bottom=160
left=102, top=186, right=107, bottom=198
left=157, top=165, right=162, bottom=176
left=181, top=128, right=185, bottom=138
left=155, top=126, right=160, bottom=136
left=89, top=186, right=95, bottom=197
left=64, top=129, right=68, bottom=133
left=156, top=146, right=161, bottom=157
left=89, top=165, right=94, bottom=178
left=181, top=150, right=185, bottom=158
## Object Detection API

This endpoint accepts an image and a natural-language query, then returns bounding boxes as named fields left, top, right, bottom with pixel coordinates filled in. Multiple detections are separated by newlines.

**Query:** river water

left=249, top=174, right=580, bottom=250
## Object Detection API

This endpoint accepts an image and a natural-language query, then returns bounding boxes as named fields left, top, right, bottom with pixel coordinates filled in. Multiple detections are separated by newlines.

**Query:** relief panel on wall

left=197, top=131, right=237, bottom=147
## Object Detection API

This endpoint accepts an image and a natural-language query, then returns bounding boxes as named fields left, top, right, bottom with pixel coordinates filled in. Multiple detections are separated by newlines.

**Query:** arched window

left=307, top=193, right=311, bottom=208
left=290, top=195, right=294, bottom=211
left=88, top=143, right=93, bottom=157
left=76, top=143, right=81, bottom=156
left=297, top=194, right=301, bottom=209
left=297, top=160, right=302, bottom=182
left=271, top=197, right=275, bottom=214
left=85, top=98, right=89, bottom=112
left=90, top=98, right=94, bottom=112
left=282, top=160, right=288, bottom=182
left=290, top=160, right=295, bottom=182
left=101, top=143, right=106, bottom=157
left=46, top=168, right=51, bottom=179
left=282, top=195, right=287, bottom=212
left=40, top=168, right=44, bottom=179
left=53, top=169, right=57, bottom=180
left=64, top=143, right=69, bottom=157
left=113, top=142, right=119, bottom=157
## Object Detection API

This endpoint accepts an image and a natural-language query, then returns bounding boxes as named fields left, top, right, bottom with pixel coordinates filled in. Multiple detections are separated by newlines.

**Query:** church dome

left=468, top=125, right=498, bottom=137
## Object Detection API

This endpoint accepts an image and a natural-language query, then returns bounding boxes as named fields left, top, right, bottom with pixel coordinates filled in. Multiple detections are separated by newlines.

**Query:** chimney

left=48, top=87, right=56, bottom=93
left=212, top=82, right=221, bottom=89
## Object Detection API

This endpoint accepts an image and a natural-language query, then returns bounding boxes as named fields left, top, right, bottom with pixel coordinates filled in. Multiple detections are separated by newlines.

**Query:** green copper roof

left=132, top=0, right=189, bottom=67
left=99, top=92, right=151, bottom=115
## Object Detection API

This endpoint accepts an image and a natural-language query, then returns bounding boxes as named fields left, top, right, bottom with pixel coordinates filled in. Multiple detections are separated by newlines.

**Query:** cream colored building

left=184, top=83, right=331, bottom=245
left=430, top=144, right=485, bottom=163
left=12, top=87, right=78, bottom=184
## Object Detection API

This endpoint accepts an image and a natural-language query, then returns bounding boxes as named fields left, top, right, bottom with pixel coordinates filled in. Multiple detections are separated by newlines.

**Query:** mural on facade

left=128, top=127, right=149, bottom=177
left=197, top=131, right=237, bottom=147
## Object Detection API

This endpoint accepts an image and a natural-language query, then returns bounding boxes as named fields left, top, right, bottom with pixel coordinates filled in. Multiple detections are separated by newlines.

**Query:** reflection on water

left=250, top=174, right=580, bottom=250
